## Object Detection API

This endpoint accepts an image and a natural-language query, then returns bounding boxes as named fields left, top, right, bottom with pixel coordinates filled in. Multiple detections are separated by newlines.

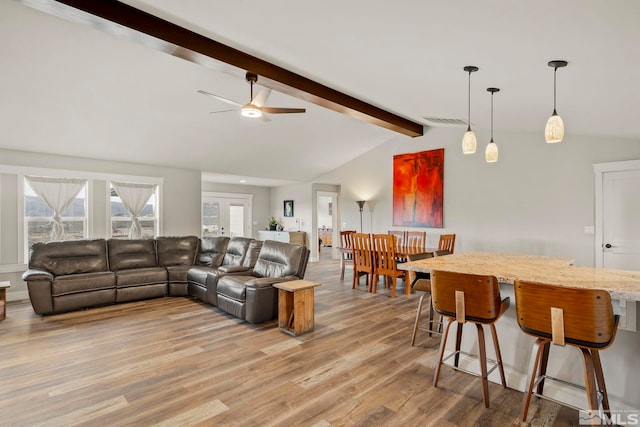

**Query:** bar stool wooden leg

left=340, top=257, right=345, bottom=281
left=536, top=341, right=551, bottom=395
left=434, top=318, right=454, bottom=388
left=522, top=338, right=547, bottom=422
left=591, top=350, right=611, bottom=418
left=454, top=323, right=464, bottom=368
left=476, top=323, right=490, bottom=408
left=581, top=348, right=600, bottom=417
left=411, top=294, right=425, bottom=346
left=489, top=324, right=507, bottom=388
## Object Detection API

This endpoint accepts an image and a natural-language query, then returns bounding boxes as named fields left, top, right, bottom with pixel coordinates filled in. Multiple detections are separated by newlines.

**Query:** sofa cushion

left=157, top=236, right=199, bottom=267
left=52, top=271, right=116, bottom=296
left=217, top=275, right=250, bottom=302
left=252, top=240, right=306, bottom=278
left=115, top=267, right=167, bottom=288
left=108, top=239, right=157, bottom=271
left=29, top=239, right=108, bottom=276
left=187, top=265, right=215, bottom=285
left=197, top=236, right=230, bottom=267
left=222, top=237, right=253, bottom=267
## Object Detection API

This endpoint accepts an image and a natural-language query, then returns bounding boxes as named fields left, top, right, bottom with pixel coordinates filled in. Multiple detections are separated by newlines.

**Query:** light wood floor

left=0, top=250, right=579, bottom=426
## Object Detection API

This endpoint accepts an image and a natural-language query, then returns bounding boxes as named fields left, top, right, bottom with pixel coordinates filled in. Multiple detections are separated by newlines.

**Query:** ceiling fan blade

left=259, top=114, right=272, bottom=122
left=197, top=90, right=243, bottom=107
left=209, top=109, right=238, bottom=115
left=261, top=107, right=306, bottom=114
left=252, top=88, right=271, bottom=108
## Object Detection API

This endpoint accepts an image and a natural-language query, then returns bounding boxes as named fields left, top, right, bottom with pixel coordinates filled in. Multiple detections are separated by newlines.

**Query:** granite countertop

left=398, top=251, right=640, bottom=301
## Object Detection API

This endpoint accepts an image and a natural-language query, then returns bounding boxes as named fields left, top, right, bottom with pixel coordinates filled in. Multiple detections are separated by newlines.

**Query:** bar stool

left=408, top=250, right=452, bottom=346
left=514, top=281, right=620, bottom=424
left=431, top=270, right=510, bottom=408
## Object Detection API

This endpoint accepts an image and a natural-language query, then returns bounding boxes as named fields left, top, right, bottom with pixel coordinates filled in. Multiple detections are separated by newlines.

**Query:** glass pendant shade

left=462, top=129, right=477, bottom=154
left=485, top=140, right=498, bottom=163
left=545, top=112, right=564, bottom=143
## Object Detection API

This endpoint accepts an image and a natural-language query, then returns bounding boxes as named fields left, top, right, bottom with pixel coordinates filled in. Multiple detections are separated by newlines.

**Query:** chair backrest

left=406, top=231, right=426, bottom=250
left=352, top=233, right=373, bottom=274
left=252, top=240, right=308, bottom=279
left=438, top=234, right=456, bottom=253
left=340, top=230, right=356, bottom=260
left=388, top=230, right=406, bottom=247
left=372, top=234, right=399, bottom=275
left=431, top=270, right=503, bottom=324
left=514, top=280, right=619, bottom=349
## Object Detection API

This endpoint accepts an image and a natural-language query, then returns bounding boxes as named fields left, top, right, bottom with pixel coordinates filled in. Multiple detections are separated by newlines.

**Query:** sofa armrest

left=218, top=265, right=251, bottom=274
left=22, top=268, right=54, bottom=282
left=246, top=276, right=299, bottom=289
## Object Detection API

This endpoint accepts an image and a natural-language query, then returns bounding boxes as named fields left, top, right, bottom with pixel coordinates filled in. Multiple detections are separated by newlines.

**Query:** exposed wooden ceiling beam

left=22, top=0, right=424, bottom=137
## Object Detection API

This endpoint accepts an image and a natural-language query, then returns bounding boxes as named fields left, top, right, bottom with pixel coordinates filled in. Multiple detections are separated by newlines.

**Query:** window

left=110, top=182, right=159, bottom=239
left=24, top=177, right=88, bottom=247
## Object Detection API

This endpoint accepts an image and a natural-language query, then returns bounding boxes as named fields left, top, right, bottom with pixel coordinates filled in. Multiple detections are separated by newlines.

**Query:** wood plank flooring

left=0, top=251, right=579, bottom=426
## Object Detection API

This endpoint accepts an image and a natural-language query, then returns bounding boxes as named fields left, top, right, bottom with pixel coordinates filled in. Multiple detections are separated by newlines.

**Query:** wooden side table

left=0, top=281, right=10, bottom=321
left=273, top=280, right=321, bottom=336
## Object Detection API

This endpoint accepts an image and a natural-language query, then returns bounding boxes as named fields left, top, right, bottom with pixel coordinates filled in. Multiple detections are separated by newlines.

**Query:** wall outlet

left=342, top=222, right=347, bottom=228
left=584, top=226, right=595, bottom=235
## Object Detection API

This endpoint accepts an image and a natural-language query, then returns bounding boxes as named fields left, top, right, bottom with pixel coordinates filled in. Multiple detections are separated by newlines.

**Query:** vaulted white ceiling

left=2, top=1, right=639, bottom=186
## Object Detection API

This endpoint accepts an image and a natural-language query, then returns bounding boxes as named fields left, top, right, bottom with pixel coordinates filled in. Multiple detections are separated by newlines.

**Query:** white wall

left=0, top=148, right=202, bottom=300
left=317, top=126, right=640, bottom=267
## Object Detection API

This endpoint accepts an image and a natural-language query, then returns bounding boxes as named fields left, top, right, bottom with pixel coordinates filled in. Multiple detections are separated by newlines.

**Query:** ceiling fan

left=198, top=72, right=306, bottom=121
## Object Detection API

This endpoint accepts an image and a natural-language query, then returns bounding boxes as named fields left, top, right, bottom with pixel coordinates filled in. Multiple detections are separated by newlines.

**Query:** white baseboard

left=7, top=290, right=29, bottom=302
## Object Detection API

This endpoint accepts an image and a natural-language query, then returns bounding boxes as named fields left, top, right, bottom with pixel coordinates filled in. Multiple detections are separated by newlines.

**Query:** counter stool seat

left=514, top=280, right=619, bottom=425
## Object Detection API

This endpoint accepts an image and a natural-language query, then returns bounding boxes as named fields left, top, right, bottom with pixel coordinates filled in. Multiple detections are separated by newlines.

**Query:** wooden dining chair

left=372, top=234, right=405, bottom=297
left=339, top=230, right=356, bottom=281
left=351, top=233, right=374, bottom=291
left=438, top=234, right=456, bottom=253
left=406, top=231, right=426, bottom=250
left=389, top=230, right=408, bottom=263
left=431, top=270, right=510, bottom=408
left=388, top=230, right=406, bottom=247
left=514, top=281, right=620, bottom=424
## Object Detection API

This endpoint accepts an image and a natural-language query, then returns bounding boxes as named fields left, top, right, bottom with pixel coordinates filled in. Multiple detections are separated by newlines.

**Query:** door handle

left=604, top=243, right=617, bottom=249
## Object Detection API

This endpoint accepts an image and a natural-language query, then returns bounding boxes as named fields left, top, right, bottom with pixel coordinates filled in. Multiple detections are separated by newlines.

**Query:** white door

left=202, top=194, right=252, bottom=238
left=601, top=169, right=640, bottom=270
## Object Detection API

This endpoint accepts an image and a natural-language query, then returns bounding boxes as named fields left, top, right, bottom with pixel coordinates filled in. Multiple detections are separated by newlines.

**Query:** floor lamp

left=356, top=200, right=366, bottom=232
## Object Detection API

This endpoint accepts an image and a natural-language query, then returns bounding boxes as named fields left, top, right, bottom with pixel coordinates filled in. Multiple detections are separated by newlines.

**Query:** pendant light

left=485, top=87, right=500, bottom=163
left=461, top=66, right=479, bottom=154
left=545, top=60, right=568, bottom=143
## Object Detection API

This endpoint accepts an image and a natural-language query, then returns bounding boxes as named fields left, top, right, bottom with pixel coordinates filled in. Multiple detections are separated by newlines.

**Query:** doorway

left=315, top=190, right=338, bottom=262
left=202, top=192, right=253, bottom=238
left=594, top=159, right=639, bottom=331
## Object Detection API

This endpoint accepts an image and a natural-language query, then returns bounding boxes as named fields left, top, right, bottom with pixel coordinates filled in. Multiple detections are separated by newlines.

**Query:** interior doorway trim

left=593, top=159, right=640, bottom=268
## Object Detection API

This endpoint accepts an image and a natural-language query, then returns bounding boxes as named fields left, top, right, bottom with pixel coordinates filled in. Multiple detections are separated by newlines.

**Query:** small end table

left=0, top=281, right=10, bottom=321
left=273, top=280, right=321, bottom=336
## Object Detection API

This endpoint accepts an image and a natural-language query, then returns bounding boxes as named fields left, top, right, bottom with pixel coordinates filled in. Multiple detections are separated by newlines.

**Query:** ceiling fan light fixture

left=241, top=104, right=262, bottom=118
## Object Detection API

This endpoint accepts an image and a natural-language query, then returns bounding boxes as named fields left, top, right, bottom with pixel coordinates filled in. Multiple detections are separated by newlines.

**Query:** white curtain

left=25, top=176, right=87, bottom=241
left=111, top=181, right=157, bottom=239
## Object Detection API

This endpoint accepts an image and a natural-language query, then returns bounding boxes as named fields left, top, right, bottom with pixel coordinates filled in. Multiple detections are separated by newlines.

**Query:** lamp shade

left=545, top=113, right=564, bottom=143
left=462, top=130, right=477, bottom=154
left=485, top=141, right=498, bottom=163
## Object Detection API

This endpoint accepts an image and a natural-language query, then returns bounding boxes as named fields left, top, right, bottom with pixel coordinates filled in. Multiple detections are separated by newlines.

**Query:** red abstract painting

left=393, top=149, right=444, bottom=228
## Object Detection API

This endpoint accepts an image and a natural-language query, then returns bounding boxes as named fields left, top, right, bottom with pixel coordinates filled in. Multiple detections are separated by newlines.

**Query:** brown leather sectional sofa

left=22, top=236, right=309, bottom=324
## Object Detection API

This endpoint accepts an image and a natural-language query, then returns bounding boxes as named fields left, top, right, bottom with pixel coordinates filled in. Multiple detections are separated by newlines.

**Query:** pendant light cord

left=553, top=66, right=558, bottom=115
left=490, top=91, right=494, bottom=142
left=467, top=71, right=472, bottom=131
